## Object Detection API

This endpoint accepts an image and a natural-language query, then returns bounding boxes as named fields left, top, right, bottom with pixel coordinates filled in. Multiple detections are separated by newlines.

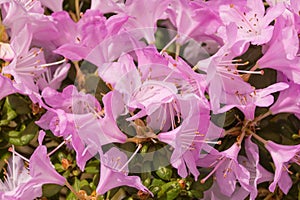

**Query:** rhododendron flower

left=0, top=75, right=16, bottom=100
left=264, top=141, right=300, bottom=194
left=97, top=147, right=152, bottom=196
left=238, top=137, right=273, bottom=200
left=52, top=10, right=128, bottom=60
left=0, top=132, right=66, bottom=199
left=257, top=14, right=300, bottom=84
left=197, top=143, right=251, bottom=197
left=219, top=0, right=285, bottom=45
left=158, top=95, right=209, bottom=180
left=270, top=79, right=300, bottom=118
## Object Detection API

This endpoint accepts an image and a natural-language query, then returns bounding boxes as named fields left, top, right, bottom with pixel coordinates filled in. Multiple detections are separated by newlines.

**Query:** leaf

left=8, top=95, right=31, bottom=114
left=42, top=184, right=63, bottom=197
left=166, top=187, right=181, bottom=200
left=0, top=98, right=17, bottom=126
left=8, top=121, right=38, bottom=146
left=155, top=166, right=173, bottom=181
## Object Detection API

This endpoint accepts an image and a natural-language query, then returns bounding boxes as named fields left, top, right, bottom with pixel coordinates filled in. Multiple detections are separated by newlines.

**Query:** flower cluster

left=0, top=0, right=300, bottom=199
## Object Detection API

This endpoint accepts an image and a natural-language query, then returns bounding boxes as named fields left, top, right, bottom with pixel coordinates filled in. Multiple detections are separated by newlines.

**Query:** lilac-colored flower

left=237, top=137, right=273, bottom=200
left=0, top=75, right=16, bottom=100
left=270, top=79, right=300, bottom=118
left=0, top=132, right=66, bottom=199
left=158, top=95, right=209, bottom=180
left=37, top=86, right=105, bottom=170
left=218, top=82, right=289, bottom=120
left=124, top=0, right=170, bottom=44
left=52, top=10, right=128, bottom=60
left=257, top=14, right=300, bottom=84
left=197, top=143, right=251, bottom=197
left=96, top=147, right=152, bottom=196
left=219, top=0, right=285, bottom=45
left=265, top=141, right=300, bottom=194
left=167, top=0, right=222, bottom=44
left=1, top=25, right=67, bottom=105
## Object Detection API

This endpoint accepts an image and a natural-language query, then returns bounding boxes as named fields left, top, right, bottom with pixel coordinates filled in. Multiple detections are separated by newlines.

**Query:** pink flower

left=264, top=141, right=300, bottom=194
left=238, top=137, right=273, bottom=200
left=219, top=0, right=285, bottom=45
left=257, top=14, right=300, bottom=84
left=197, top=143, right=251, bottom=197
left=270, top=79, right=300, bottom=118
left=96, top=147, right=152, bottom=196
left=158, top=95, right=209, bottom=180
left=0, top=131, right=66, bottom=199
left=0, top=75, right=16, bottom=100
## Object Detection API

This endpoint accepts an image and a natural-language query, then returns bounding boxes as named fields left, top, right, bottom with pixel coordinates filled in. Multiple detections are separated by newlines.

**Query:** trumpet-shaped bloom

left=0, top=131, right=66, bottom=199
left=0, top=75, right=16, bottom=100
left=197, top=143, right=251, bottom=197
left=270, top=79, right=300, bottom=118
left=219, top=0, right=285, bottom=45
left=265, top=141, right=300, bottom=194
left=96, top=147, right=152, bottom=195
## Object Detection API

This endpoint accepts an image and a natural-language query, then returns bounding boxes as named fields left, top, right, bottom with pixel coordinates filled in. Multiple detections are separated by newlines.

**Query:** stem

left=75, top=0, right=80, bottom=21
left=248, top=130, right=267, bottom=145
left=73, top=61, right=85, bottom=90
left=237, top=120, right=250, bottom=146
left=224, top=126, right=242, bottom=135
left=252, top=110, right=272, bottom=125
left=65, top=180, right=81, bottom=200
left=175, top=43, right=181, bottom=61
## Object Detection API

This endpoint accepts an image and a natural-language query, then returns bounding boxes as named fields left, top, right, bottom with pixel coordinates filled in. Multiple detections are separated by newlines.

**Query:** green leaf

left=157, top=181, right=178, bottom=198
left=42, top=184, right=63, bottom=197
left=151, top=178, right=165, bottom=187
left=8, top=95, right=31, bottom=115
left=8, top=121, right=38, bottom=146
left=155, top=166, right=173, bottom=181
left=166, top=187, right=181, bottom=200
left=0, top=98, right=17, bottom=126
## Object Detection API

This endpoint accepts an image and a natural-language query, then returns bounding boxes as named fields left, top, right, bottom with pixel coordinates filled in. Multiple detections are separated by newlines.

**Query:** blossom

left=265, top=141, right=300, bottom=194
left=197, top=143, right=251, bottom=197
left=270, top=79, right=300, bottom=118
left=167, top=0, right=222, bottom=44
left=157, top=95, right=209, bottom=180
left=257, top=14, right=300, bottom=84
left=52, top=10, right=128, bottom=60
left=0, top=131, right=66, bottom=199
left=0, top=75, right=16, bottom=100
left=96, top=147, right=152, bottom=196
left=219, top=0, right=285, bottom=45
left=238, top=137, right=273, bottom=199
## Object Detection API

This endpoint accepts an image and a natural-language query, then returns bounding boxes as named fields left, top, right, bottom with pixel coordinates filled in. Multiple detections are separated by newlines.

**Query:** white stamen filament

left=47, top=135, right=72, bottom=157
left=201, top=157, right=225, bottom=183
left=160, top=34, right=179, bottom=54
left=8, top=147, right=30, bottom=163
left=118, top=144, right=142, bottom=172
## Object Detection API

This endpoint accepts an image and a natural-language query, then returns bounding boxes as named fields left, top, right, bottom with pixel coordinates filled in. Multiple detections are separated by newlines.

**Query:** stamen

left=200, top=157, right=225, bottom=183
left=223, top=159, right=234, bottom=178
left=237, top=69, right=264, bottom=75
left=118, top=144, right=142, bottom=172
left=8, top=147, right=30, bottom=163
left=47, top=135, right=72, bottom=157
left=39, top=58, right=66, bottom=68
left=160, top=35, right=179, bottom=54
